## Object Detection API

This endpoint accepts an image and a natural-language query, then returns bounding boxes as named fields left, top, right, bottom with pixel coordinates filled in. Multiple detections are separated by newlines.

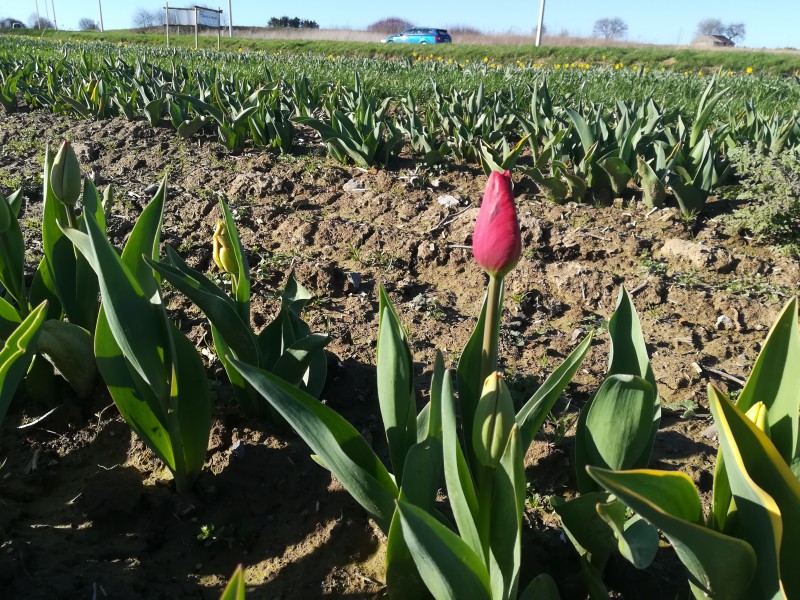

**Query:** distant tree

left=78, top=17, right=99, bottom=31
left=132, top=7, right=160, bottom=29
left=448, top=25, right=481, bottom=35
left=267, top=15, right=318, bottom=29
left=696, top=18, right=725, bottom=36
left=592, top=17, right=627, bottom=40
left=723, top=22, right=746, bottom=43
left=695, top=18, right=745, bottom=43
left=367, top=17, right=413, bottom=33
left=29, top=14, right=54, bottom=29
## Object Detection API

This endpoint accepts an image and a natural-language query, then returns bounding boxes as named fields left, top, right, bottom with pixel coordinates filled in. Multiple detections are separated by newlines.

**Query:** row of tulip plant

left=0, top=142, right=329, bottom=491
left=2, top=41, right=800, bottom=216
left=0, top=137, right=797, bottom=596
left=218, top=171, right=796, bottom=598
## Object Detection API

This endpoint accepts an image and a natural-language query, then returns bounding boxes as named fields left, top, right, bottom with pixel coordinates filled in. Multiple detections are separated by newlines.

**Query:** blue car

left=383, top=28, right=452, bottom=44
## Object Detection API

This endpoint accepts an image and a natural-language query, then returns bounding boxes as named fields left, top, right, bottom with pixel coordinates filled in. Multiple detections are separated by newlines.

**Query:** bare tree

left=592, top=18, right=628, bottom=40
left=132, top=7, right=162, bottom=29
left=696, top=18, right=745, bottom=43
left=367, top=17, right=413, bottom=33
left=724, top=22, right=746, bottom=43
left=696, top=18, right=724, bottom=36
left=29, top=14, right=55, bottom=29
left=78, top=17, right=99, bottom=31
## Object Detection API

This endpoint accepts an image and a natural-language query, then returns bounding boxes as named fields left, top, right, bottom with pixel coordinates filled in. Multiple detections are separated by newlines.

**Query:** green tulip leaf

left=377, top=285, right=416, bottom=485
left=552, top=491, right=615, bottom=562
left=150, top=245, right=257, bottom=358
left=0, top=301, right=47, bottom=425
left=387, top=507, right=432, bottom=600
left=62, top=202, right=170, bottom=404
left=397, top=499, right=492, bottom=600
left=489, top=426, right=524, bottom=600
left=231, top=358, right=398, bottom=532
left=516, top=332, right=592, bottom=449
left=36, top=319, right=96, bottom=399
left=709, top=385, right=800, bottom=600
left=219, top=564, right=246, bottom=600
left=271, top=333, right=330, bottom=387
left=519, top=573, right=560, bottom=600
left=94, top=305, right=174, bottom=470
left=29, top=256, right=63, bottom=322
left=0, top=293, right=22, bottom=339
left=441, top=367, right=482, bottom=558
left=0, top=190, right=26, bottom=312
left=735, top=297, right=799, bottom=465
left=596, top=501, right=659, bottom=569
left=169, top=321, right=212, bottom=489
left=587, top=466, right=756, bottom=599
left=584, top=374, right=655, bottom=472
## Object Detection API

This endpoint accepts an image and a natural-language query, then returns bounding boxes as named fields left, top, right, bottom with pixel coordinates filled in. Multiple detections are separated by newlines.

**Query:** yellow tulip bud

left=472, top=372, right=516, bottom=468
left=212, top=221, right=239, bottom=278
left=50, top=140, right=82, bottom=207
left=744, top=402, right=769, bottom=435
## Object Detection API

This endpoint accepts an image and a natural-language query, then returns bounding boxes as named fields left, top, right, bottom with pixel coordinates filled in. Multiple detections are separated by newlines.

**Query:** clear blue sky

left=10, top=0, right=799, bottom=49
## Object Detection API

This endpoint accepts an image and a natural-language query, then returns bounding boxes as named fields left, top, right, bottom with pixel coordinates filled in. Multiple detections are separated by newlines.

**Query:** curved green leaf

left=377, top=286, right=416, bottom=485
left=710, top=385, right=800, bottom=600
left=0, top=301, right=46, bottom=424
left=588, top=467, right=756, bottom=599
left=231, top=358, right=398, bottom=531
left=397, top=500, right=492, bottom=600
left=516, top=332, right=592, bottom=448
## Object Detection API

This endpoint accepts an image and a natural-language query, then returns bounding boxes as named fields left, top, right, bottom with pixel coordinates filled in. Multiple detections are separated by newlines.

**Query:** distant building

left=691, top=34, right=735, bottom=47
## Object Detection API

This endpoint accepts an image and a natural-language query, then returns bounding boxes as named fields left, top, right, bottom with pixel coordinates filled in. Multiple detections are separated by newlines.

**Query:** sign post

left=164, top=6, right=223, bottom=50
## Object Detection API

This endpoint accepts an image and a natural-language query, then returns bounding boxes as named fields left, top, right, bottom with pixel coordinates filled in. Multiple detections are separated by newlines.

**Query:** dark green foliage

left=722, top=147, right=800, bottom=257
left=267, top=16, right=319, bottom=29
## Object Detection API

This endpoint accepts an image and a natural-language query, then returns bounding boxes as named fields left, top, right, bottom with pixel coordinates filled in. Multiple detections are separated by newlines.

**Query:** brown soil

left=0, top=108, right=797, bottom=599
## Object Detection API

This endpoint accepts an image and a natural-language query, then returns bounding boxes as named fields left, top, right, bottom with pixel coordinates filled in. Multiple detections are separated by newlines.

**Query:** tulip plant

left=551, top=286, right=661, bottom=595
left=0, top=142, right=102, bottom=403
left=58, top=167, right=211, bottom=493
left=148, top=196, right=329, bottom=419
left=228, top=170, right=593, bottom=598
left=587, top=297, right=800, bottom=599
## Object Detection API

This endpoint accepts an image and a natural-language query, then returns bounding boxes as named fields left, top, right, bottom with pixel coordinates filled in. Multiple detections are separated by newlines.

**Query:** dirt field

left=0, top=108, right=797, bottom=598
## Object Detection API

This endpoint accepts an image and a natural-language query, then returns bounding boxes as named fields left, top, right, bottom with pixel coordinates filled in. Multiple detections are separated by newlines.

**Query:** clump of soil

left=0, top=108, right=796, bottom=598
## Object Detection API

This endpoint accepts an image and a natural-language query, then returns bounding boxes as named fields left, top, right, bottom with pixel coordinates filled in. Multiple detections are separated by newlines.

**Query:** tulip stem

left=480, top=274, right=502, bottom=384
left=65, top=206, right=77, bottom=230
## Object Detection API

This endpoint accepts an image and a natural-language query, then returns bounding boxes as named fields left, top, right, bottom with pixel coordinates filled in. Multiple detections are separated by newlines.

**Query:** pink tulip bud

left=472, top=170, right=521, bottom=278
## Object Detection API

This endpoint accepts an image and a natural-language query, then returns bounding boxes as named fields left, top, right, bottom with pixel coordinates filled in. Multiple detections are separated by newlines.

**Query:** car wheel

left=420, top=41, right=427, bottom=45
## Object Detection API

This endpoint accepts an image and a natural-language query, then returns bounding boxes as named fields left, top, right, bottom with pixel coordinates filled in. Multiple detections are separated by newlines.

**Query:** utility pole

left=535, top=0, right=545, bottom=47
left=98, top=0, right=104, bottom=32
left=51, top=0, right=58, bottom=30
left=34, top=0, right=41, bottom=28
left=228, top=0, right=232, bottom=37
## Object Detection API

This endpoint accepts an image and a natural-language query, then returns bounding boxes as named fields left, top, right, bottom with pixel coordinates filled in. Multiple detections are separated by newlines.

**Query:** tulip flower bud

left=472, top=371, right=516, bottom=468
left=102, top=185, right=114, bottom=221
left=212, top=221, right=239, bottom=278
left=472, top=170, right=521, bottom=278
left=744, top=401, right=769, bottom=435
left=50, top=141, right=82, bottom=207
